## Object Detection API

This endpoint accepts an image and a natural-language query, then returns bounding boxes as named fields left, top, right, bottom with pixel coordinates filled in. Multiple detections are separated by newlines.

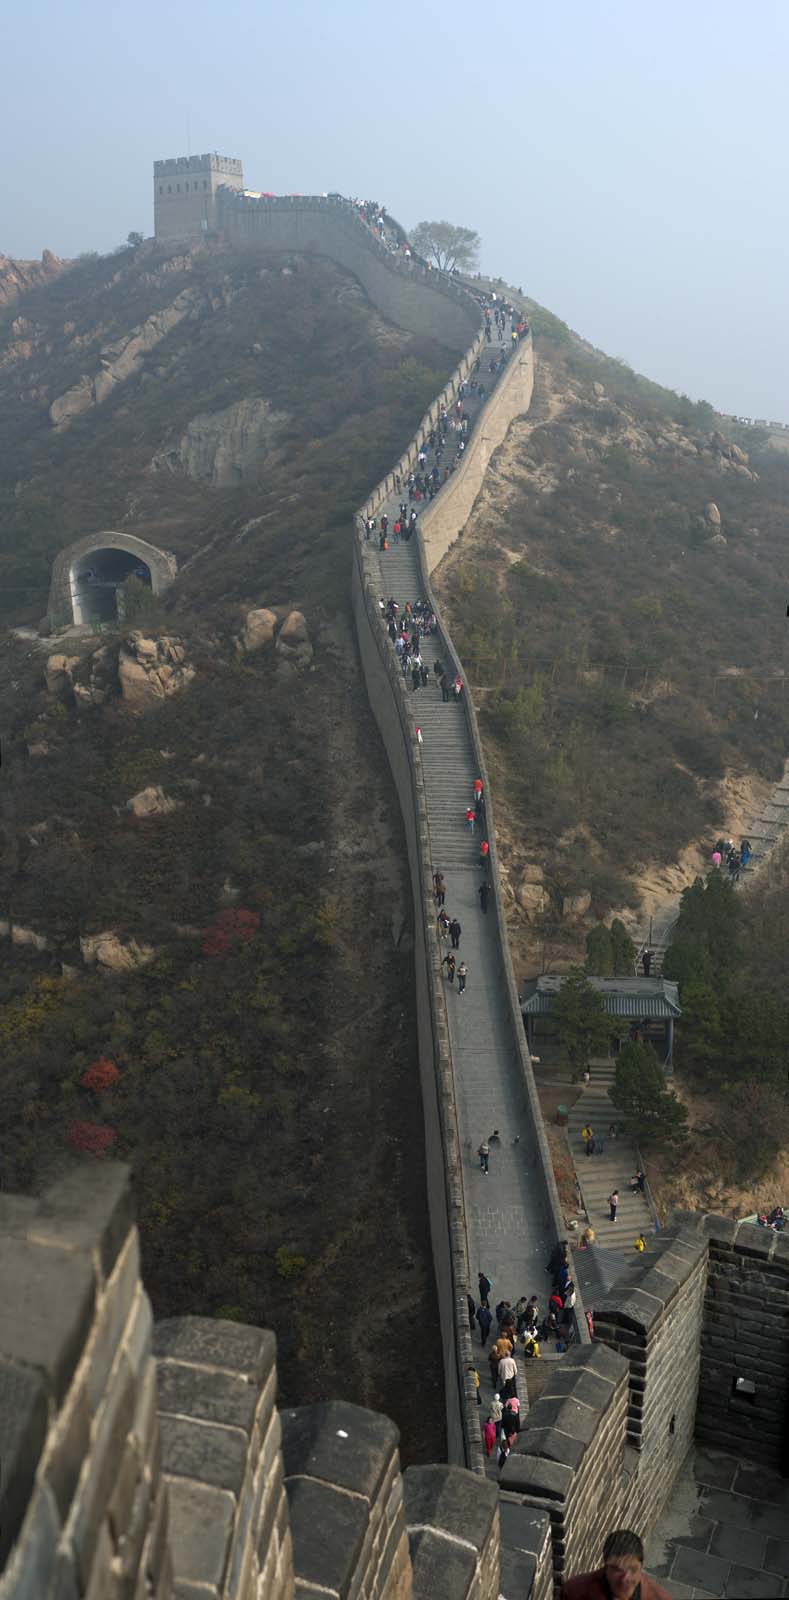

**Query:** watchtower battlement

left=154, top=151, right=244, bottom=241
left=154, top=153, right=243, bottom=179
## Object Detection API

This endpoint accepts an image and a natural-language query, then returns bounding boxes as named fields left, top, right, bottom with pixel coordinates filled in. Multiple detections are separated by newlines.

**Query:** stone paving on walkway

left=363, top=342, right=564, bottom=1461
left=644, top=1442, right=789, bottom=1598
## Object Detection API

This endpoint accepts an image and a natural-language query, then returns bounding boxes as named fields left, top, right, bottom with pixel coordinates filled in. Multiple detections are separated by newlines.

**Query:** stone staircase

left=566, top=1059, right=654, bottom=1250
left=739, top=760, right=789, bottom=879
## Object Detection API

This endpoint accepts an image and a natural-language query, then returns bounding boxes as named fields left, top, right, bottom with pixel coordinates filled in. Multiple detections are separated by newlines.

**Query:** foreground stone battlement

left=2, top=1167, right=786, bottom=1597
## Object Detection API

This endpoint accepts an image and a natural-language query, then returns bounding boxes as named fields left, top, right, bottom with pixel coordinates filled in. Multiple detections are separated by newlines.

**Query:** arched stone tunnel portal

left=48, top=532, right=178, bottom=628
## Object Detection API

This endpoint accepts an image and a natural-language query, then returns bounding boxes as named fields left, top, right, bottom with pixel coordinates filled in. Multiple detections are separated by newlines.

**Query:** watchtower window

left=203, top=179, right=208, bottom=189
left=159, top=186, right=163, bottom=195
left=168, top=185, right=172, bottom=193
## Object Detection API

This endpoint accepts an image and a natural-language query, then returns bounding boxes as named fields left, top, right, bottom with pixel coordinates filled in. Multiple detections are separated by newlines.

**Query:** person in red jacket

left=560, top=1529, right=671, bottom=1600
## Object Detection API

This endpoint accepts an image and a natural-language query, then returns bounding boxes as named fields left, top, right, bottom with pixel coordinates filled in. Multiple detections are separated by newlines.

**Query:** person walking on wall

left=450, top=917, right=462, bottom=949
left=443, top=952, right=456, bottom=985
left=479, top=840, right=490, bottom=868
left=476, top=1301, right=492, bottom=1345
left=434, top=872, right=446, bottom=907
left=478, top=1140, right=490, bottom=1174
left=458, top=961, right=468, bottom=994
left=482, top=1416, right=497, bottom=1457
left=478, top=1270, right=492, bottom=1303
left=609, top=1189, right=619, bottom=1222
left=479, top=881, right=491, bottom=913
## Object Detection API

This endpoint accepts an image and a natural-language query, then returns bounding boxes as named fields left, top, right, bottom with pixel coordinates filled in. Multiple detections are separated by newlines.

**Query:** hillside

left=0, top=237, right=459, bottom=1460
left=436, top=295, right=789, bottom=967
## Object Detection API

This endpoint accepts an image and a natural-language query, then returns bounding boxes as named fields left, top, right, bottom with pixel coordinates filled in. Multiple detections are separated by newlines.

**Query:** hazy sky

left=5, top=0, right=789, bottom=419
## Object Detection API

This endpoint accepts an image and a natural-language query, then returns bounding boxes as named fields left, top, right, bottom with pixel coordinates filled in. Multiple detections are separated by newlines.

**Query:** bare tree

left=410, top=221, right=481, bottom=273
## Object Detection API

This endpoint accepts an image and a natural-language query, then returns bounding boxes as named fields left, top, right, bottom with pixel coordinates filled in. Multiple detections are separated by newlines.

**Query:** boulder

left=72, top=644, right=116, bottom=707
left=562, top=890, right=592, bottom=922
left=593, top=381, right=605, bottom=397
left=707, top=531, right=727, bottom=547
left=11, top=925, right=48, bottom=952
left=517, top=883, right=547, bottom=920
left=704, top=501, right=721, bottom=527
left=520, top=863, right=544, bottom=885
left=49, top=376, right=93, bottom=427
left=45, top=652, right=81, bottom=696
left=126, top=785, right=180, bottom=818
left=80, top=930, right=156, bottom=971
left=118, top=631, right=195, bottom=712
left=240, top=607, right=277, bottom=653
left=276, top=610, right=313, bottom=664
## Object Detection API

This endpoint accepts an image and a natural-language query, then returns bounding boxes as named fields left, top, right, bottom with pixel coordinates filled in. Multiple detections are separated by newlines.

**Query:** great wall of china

left=1, top=186, right=787, bottom=1600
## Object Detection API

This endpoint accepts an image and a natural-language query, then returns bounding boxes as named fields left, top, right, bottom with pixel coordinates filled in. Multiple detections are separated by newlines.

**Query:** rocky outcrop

left=151, top=396, right=289, bottom=486
left=126, top=785, right=180, bottom=818
left=46, top=653, right=82, bottom=697
left=0, top=249, right=64, bottom=310
left=517, top=882, right=548, bottom=920
left=705, top=501, right=721, bottom=528
left=239, top=607, right=277, bottom=653
left=46, top=645, right=117, bottom=706
left=118, top=632, right=196, bottom=712
left=562, top=890, right=592, bottom=922
left=0, top=923, right=50, bottom=952
left=80, top=930, right=156, bottom=971
left=49, top=288, right=198, bottom=428
left=276, top=610, right=313, bottom=666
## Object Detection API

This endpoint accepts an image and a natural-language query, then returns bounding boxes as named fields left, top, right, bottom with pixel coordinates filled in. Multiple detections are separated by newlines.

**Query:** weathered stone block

left=0, top=1482, right=60, bottom=1600
left=408, top=1527, right=475, bottom=1596
left=31, top=1163, right=135, bottom=1281
left=525, top=1395, right=600, bottom=1448
left=596, top=1287, right=663, bottom=1335
left=499, top=1452, right=574, bottom=1499
left=0, top=1235, right=95, bottom=1404
left=123, top=1288, right=154, bottom=1381
left=67, top=1351, right=136, bottom=1588
left=405, top=1462, right=498, bottom=1563
left=703, top=1215, right=739, bottom=1242
left=165, top=1477, right=235, bottom=1589
left=41, top=1374, right=91, bottom=1522
left=153, top=1317, right=275, bottom=1384
left=281, top=1401, right=399, bottom=1501
left=538, top=1370, right=614, bottom=1421
left=286, top=1476, right=367, bottom=1593
left=0, top=1358, right=49, bottom=1565
left=159, top=1413, right=249, bottom=1495
left=156, top=1359, right=259, bottom=1434
left=85, top=1230, right=141, bottom=1414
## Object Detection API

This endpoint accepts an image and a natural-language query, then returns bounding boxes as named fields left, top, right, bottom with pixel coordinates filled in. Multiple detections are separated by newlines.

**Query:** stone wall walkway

left=363, top=356, right=565, bottom=1450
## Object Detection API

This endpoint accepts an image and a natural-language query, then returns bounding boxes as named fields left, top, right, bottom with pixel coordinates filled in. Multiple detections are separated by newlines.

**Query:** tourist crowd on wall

left=710, top=835, right=752, bottom=882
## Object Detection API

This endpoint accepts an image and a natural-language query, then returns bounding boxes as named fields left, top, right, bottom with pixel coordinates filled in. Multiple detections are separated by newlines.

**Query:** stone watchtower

left=153, top=153, right=244, bottom=241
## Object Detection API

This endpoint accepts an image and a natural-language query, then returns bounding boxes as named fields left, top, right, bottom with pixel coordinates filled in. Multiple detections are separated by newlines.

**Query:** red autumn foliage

left=202, top=908, right=261, bottom=958
left=80, top=1057, right=121, bottom=1093
left=67, top=1121, right=117, bottom=1156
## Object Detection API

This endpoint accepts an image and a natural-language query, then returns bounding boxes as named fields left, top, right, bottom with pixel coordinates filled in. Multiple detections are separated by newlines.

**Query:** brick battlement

left=154, top=153, right=243, bottom=177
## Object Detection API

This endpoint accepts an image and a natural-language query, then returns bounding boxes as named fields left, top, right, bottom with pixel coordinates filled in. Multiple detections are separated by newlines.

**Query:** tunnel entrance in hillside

left=70, top=548, right=153, bottom=626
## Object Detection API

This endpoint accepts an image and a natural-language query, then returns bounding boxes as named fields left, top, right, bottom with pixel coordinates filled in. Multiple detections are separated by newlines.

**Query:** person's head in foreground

left=602, top=1532, right=644, bottom=1599
left=560, top=1527, right=672, bottom=1600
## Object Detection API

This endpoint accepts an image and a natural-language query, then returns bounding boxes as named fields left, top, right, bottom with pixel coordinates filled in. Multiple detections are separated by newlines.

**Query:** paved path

left=363, top=358, right=565, bottom=1458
